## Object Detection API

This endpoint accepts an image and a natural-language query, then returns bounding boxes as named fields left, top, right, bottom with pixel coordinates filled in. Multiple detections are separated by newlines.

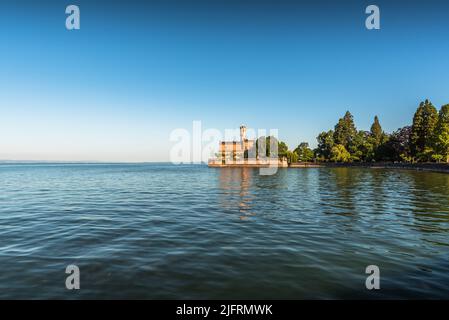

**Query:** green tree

left=330, top=144, right=351, bottom=162
left=380, top=126, right=412, bottom=162
left=294, top=142, right=314, bottom=162
left=433, top=104, right=449, bottom=162
left=250, top=137, right=264, bottom=158
left=253, top=136, right=287, bottom=159
left=432, top=154, right=444, bottom=163
left=278, top=141, right=289, bottom=159
left=349, top=131, right=376, bottom=162
left=333, top=111, right=357, bottom=149
left=370, top=115, right=383, bottom=147
left=316, top=130, right=334, bottom=161
left=254, top=136, right=272, bottom=157
left=286, top=151, right=299, bottom=164
left=410, top=99, right=438, bottom=161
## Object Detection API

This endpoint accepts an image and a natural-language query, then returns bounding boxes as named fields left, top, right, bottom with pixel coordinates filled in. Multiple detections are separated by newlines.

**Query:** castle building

left=218, top=125, right=255, bottom=163
left=208, top=125, right=288, bottom=167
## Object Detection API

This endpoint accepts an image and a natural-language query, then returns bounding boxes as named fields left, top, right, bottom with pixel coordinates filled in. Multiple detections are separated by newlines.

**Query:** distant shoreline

left=1, top=161, right=448, bottom=174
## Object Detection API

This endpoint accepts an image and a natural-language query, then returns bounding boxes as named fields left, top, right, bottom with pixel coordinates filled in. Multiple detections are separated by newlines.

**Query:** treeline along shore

left=322, top=162, right=449, bottom=173
left=287, top=161, right=449, bottom=173
left=267, top=99, right=449, bottom=169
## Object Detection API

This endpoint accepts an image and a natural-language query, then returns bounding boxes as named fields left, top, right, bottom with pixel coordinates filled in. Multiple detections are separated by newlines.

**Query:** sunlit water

left=0, top=163, right=448, bottom=299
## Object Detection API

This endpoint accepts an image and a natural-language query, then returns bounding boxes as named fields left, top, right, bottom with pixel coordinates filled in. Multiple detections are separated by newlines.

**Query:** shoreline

left=209, top=161, right=449, bottom=174
left=321, top=162, right=449, bottom=174
left=294, top=162, right=449, bottom=174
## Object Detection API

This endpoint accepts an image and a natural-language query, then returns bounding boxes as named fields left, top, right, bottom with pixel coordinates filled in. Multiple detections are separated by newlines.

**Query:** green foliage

left=400, top=154, right=413, bottom=163
left=286, top=151, right=299, bottom=164
left=373, top=133, right=390, bottom=161
left=254, top=136, right=277, bottom=158
left=416, top=147, right=435, bottom=163
left=316, top=130, right=334, bottom=160
left=330, top=144, right=351, bottom=162
left=431, top=154, right=445, bottom=163
left=294, top=142, right=314, bottom=162
left=333, top=111, right=357, bottom=149
left=252, top=136, right=289, bottom=160
left=348, top=131, right=375, bottom=162
left=433, top=104, right=449, bottom=163
left=380, top=126, right=412, bottom=162
left=312, top=100, right=448, bottom=163
left=370, top=115, right=383, bottom=147
left=410, top=99, right=438, bottom=161
left=278, top=141, right=289, bottom=159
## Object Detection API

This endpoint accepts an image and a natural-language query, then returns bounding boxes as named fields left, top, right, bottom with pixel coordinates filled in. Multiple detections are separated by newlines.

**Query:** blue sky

left=1, top=0, right=449, bottom=162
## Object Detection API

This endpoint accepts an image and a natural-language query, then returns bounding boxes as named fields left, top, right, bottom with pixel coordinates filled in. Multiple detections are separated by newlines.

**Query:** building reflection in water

left=218, top=168, right=255, bottom=219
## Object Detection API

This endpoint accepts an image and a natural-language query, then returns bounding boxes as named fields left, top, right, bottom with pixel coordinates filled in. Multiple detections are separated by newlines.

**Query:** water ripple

left=0, top=164, right=449, bottom=298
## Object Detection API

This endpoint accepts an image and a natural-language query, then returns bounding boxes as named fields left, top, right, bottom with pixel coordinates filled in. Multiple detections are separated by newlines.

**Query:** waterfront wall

left=208, top=158, right=288, bottom=168
left=289, top=162, right=323, bottom=168
left=208, top=159, right=449, bottom=173
left=322, top=162, right=449, bottom=173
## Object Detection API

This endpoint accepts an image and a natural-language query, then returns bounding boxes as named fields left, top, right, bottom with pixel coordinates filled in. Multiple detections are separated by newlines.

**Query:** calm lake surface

left=0, top=163, right=448, bottom=299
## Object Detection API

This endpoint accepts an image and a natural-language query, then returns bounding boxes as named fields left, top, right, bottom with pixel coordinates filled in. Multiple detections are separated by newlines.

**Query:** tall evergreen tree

left=333, top=111, right=357, bottom=149
left=433, top=104, right=449, bottom=162
left=370, top=116, right=383, bottom=146
left=410, top=99, right=438, bottom=160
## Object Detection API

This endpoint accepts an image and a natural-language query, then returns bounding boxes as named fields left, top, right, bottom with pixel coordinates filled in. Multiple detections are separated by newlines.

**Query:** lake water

left=0, top=163, right=448, bottom=299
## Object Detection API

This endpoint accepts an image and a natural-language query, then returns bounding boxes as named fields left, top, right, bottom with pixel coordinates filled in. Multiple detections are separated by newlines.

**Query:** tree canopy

left=433, top=104, right=449, bottom=162
left=330, top=144, right=351, bottom=162
left=246, top=99, right=449, bottom=165
left=303, top=99, right=448, bottom=163
left=251, top=136, right=289, bottom=160
left=410, top=99, right=438, bottom=161
left=294, top=142, right=314, bottom=162
left=333, top=111, right=357, bottom=149
left=370, top=115, right=383, bottom=147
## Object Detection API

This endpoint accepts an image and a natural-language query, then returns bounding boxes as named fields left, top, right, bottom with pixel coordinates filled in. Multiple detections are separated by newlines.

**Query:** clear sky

left=1, top=0, right=449, bottom=162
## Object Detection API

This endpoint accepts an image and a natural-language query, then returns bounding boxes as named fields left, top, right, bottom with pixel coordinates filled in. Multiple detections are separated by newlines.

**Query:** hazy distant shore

left=1, top=161, right=448, bottom=174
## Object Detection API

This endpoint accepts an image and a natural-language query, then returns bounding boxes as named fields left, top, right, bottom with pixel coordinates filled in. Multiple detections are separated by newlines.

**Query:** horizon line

left=0, top=160, right=204, bottom=164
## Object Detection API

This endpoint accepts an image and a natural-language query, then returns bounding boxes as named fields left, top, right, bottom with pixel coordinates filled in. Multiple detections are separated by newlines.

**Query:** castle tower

left=240, top=125, right=247, bottom=142
left=240, top=125, right=247, bottom=159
